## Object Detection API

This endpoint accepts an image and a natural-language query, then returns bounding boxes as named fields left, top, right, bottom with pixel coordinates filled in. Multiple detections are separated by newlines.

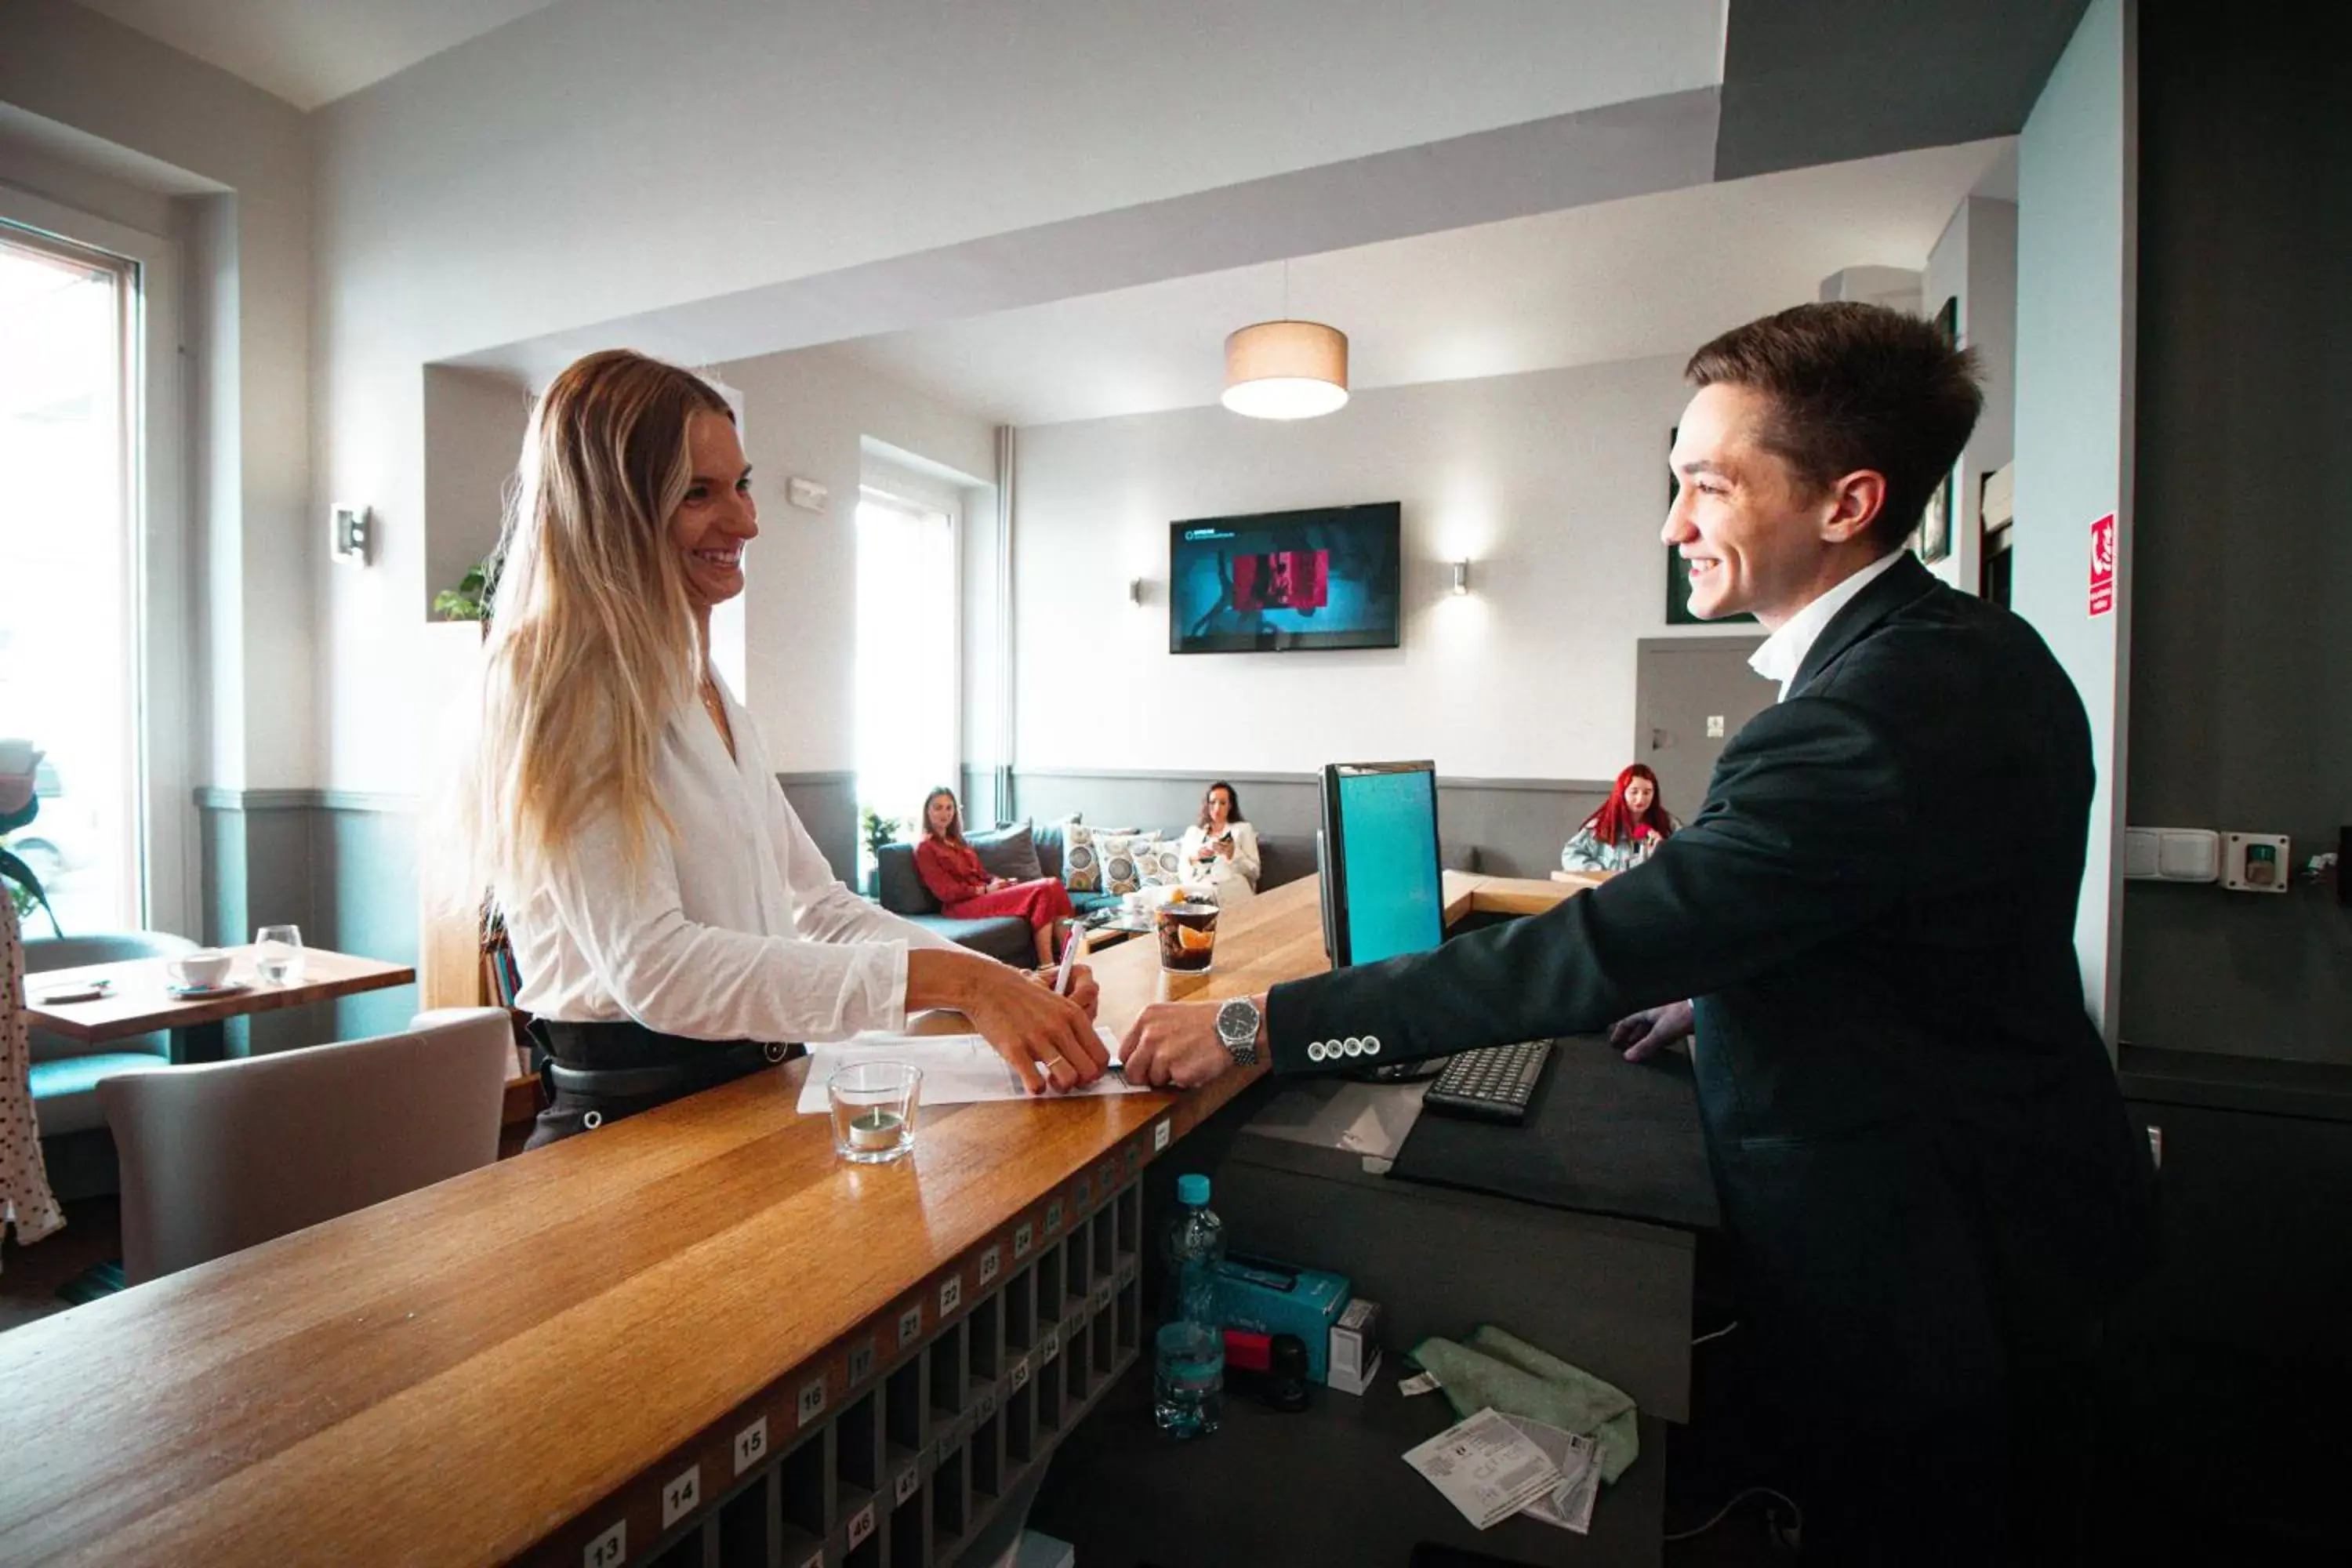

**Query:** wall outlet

left=2223, top=832, right=2291, bottom=894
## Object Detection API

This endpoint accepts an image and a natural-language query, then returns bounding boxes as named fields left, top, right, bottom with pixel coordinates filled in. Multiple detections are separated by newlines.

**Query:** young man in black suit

left=1121, top=303, right=2156, bottom=1565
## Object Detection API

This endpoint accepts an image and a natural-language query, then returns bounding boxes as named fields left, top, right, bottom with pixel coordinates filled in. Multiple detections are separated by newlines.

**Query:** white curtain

left=855, top=490, right=960, bottom=837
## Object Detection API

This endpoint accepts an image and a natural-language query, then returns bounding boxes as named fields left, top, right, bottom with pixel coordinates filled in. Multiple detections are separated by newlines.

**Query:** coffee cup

left=1156, top=900, right=1220, bottom=973
left=167, top=949, right=234, bottom=989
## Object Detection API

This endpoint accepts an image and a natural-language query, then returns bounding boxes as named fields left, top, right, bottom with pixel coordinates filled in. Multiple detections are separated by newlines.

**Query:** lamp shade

left=1221, top=320, right=1349, bottom=419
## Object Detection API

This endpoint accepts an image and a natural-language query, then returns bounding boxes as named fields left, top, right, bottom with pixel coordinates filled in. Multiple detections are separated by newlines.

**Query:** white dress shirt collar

left=1747, top=550, right=1907, bottom=702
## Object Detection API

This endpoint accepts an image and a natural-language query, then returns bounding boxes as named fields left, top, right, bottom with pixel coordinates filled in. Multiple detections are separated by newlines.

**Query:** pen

left=1054, top=925, right=1087, bottom=996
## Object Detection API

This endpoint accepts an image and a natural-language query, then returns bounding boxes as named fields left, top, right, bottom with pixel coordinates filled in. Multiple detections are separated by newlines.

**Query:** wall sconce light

left=330, top=504, right=372, bottom=567
left=1128, top=577, right=1145, bottom=607
left=1451, top=560, right=1472, bottom=596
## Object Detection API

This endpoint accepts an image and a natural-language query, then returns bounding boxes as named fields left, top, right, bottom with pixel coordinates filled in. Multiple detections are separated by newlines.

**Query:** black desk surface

left=1389, top=1035, right=1720, bottom=1232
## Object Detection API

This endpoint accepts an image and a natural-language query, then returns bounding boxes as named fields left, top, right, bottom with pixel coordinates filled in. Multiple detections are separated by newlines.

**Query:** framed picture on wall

left=1664, top=426, right=1756, bottom=626
left=1911, top=296, right=1959, bottom=565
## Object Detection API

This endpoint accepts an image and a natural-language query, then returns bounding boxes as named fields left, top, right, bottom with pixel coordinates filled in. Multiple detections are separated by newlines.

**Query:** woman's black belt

left=532, top=1018, right=802, bottom=1102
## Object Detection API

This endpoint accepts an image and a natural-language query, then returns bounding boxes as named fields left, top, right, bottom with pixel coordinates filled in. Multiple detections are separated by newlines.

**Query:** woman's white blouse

left=1178, top=820, right=1261, bottom=897
left=508, top=681, right=960, bottom=1041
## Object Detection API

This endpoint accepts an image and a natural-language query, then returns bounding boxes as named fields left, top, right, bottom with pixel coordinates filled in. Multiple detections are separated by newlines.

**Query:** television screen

left=1169, top=502, right=1402, bottom=654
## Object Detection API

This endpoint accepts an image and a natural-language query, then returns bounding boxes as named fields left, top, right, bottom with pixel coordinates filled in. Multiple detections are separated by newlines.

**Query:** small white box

left=1329, top=1297, right=1382, bottom=1396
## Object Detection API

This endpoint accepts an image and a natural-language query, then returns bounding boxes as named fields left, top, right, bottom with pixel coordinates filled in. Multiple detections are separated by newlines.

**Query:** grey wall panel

left=314, top=804, right=420, bottom=1043
left=779, top=771, right=858, bottom=887
left=2121, top=9, right=2352, bottom=1065
left=1008, top=770, right=1610, bottom=880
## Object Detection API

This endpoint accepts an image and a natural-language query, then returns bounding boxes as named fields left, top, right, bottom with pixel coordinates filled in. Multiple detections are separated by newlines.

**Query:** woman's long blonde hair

left=461, top=349, right=733, bottom=901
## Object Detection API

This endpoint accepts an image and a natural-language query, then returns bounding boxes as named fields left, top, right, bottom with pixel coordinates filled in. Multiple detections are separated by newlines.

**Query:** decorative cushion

left=968, top=822, right=1044, bottom=884
left=1096, top=832, right=1162, bottom=897
left=1059, top=821, right=1134, bottom=894
left=1137, top=837, right=1185, bottom=890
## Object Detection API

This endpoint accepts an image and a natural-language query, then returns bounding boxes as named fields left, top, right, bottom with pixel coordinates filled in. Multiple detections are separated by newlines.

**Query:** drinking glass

left=829, top=1061, right=922, bottom=1164
left=254, top=924, right=306, bottom=985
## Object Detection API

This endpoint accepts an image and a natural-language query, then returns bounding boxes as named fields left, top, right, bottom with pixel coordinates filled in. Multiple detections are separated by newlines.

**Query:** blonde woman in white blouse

left=1178, top=781, right=1260, bottom=904
left=459, top=350, right=1106, bottom=1148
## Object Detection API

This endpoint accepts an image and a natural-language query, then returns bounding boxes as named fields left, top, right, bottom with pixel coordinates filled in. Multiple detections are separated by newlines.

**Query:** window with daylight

left=0, top=223, right=143, bottom=933
left=854, top=487, right=959, bottom=871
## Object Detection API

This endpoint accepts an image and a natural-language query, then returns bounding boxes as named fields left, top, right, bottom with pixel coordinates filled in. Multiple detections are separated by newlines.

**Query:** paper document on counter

left=1402, top=1407, right=1562, bottom=1530
left=1502, top=1415, right=1599, bottom=1534
left=796, top=1027, right=1144, bottom=1112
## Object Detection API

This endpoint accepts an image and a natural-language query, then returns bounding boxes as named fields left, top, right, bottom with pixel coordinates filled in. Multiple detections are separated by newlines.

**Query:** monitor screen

left=1321, top=761, right=1444, bottom=967
left=1169, top=503, right=1402, bottom=654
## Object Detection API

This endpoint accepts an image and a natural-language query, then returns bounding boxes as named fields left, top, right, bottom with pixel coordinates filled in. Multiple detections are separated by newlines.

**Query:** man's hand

left=1119, top=1002, right=1239, bottom=1090
left=1028, top=961, right=1100, bottom=1021
left=1608, top=999, right=1696, bottom=1063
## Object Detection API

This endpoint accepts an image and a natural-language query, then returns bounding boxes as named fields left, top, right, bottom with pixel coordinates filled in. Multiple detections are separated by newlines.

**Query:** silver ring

left=582, top=1109, right=604, bottom=1131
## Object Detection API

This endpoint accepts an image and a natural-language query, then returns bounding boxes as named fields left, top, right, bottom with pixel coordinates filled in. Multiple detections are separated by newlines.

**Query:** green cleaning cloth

left=1407, top=1324, right=1641, bottom=1484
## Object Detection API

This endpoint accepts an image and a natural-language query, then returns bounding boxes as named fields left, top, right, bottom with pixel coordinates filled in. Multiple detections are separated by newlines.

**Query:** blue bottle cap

left=1177, top=1174, right=1210, bottom=1206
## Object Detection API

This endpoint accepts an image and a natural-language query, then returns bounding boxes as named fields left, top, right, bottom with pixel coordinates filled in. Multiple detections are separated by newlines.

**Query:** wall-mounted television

left=1168, top=502, right=1402, bottom=655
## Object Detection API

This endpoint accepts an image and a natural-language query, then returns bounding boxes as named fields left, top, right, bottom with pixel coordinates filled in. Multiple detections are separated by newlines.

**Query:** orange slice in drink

left=1178, top=924, right=1216, bottom=953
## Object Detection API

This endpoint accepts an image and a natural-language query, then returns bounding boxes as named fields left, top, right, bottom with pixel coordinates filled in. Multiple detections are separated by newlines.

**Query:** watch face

left=1217, top=999, right=1258, bottom=1046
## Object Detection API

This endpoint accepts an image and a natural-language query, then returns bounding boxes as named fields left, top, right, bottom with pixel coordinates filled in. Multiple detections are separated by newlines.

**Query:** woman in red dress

left=913, top=788, right=1074, bottom=966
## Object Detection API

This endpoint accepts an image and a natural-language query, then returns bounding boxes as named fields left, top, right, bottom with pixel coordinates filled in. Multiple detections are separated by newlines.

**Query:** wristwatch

left=1214, top=996, right=1262, bottom=1067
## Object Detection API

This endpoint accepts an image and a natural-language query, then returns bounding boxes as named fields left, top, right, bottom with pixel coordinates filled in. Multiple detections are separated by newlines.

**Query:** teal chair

left=26, top=931, right=195, bottom=1199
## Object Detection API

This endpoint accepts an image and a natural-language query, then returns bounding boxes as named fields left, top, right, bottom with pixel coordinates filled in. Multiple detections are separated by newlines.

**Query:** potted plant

left=433, top=550, right=502, bottom=625
left=1, top=741, right=59, bottom=935
left=858, top=808, right=902, bottom=900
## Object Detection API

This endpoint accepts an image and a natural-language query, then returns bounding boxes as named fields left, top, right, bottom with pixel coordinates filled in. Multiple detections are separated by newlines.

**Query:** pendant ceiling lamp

left=1221, top=262, right=1348, bottom=420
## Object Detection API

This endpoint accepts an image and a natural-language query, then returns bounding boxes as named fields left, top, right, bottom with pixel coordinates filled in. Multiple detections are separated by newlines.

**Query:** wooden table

left=23, top=944, right=417, bottom=1064
left=0, top=873, right=1567, bottom=1567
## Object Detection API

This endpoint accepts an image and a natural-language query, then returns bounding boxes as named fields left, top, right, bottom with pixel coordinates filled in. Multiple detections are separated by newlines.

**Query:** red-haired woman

left=1561, top=764, right=1679, bottom=873
left=913, top=787, right=1076, bottom=966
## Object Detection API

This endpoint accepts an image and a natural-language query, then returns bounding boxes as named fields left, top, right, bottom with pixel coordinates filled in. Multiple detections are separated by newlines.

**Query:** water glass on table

left=829, top=1061, right=922, bottom=1164
left=254, top=924, right=305, bottom=985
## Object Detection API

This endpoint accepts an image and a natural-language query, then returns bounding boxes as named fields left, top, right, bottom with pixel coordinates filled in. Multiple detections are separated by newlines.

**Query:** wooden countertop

left=0, top=872, right=1569, bottom=1566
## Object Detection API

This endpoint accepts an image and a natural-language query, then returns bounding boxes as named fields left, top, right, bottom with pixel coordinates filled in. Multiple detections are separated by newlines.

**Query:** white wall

left=2013, top=0, right=2136, bottom=1040
left=712, top=347, right=997, bottom=772
left=0, top=0, right=313, bottom=791
left=1012, top=355, right=1703, bottom=780
left=1921, top=195, right=2019, bottom=593
left=421, top=365, right=530, bottom=615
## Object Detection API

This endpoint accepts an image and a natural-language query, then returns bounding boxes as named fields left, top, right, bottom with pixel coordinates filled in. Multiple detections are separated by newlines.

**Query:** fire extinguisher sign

left=2088, top=513, right=2117, bottom=617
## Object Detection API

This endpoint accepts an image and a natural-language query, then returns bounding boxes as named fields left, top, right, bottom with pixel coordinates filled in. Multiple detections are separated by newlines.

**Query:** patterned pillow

left=1059, top=820, right=1133, bottom=894
left=1096, top=833, right=1162, bottom=897
left=1138, top=837, right=1185, bottom=890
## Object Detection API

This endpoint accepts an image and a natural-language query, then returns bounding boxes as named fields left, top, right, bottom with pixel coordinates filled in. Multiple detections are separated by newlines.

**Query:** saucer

left=165, top=981, right=251, bottom=999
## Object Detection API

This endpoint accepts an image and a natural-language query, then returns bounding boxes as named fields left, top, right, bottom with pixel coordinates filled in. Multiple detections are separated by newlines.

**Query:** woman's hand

left=1029, top=961, right=1099, bottom=1021
left=909, top=950, right=1107, bottom=1094
left=1213, top=837, right=1235, bottom=859
left=1607, top=999, right=1696, bottom=1063
left=985, top=875, right=1012, bottom=893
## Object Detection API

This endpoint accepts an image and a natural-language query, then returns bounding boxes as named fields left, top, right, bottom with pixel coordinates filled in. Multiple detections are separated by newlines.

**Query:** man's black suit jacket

left=1268, top=553, right=2158, bottom=1417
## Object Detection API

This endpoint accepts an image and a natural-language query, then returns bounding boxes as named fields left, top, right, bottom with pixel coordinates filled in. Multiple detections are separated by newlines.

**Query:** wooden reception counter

left=0, top=873, right=1569, bottom=1567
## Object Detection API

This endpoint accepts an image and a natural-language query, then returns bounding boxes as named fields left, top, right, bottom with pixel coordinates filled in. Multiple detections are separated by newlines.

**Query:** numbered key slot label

left=731, top=1417, right=768, bottom=1476
left=661, top=1464, right=701, bottom=1530
left=584, top=1520, right=626, bottom=1568
left=1153, top=1118, right=1171, bottom=1152
left=893, top=1461, right=921, bottom=1505
left=898, top=1303, right=923, bottom=1348
left=939, top=1273, right=964, bottom=1316
left=848, top=1501, right=877, bottom=1550
left=1045, top=1199, right=1063, bottom=1235
left=848, top=1338, right=877, bottom=1388
left=979, top=1244, right=1001, bottom=1286
left=1013, top=1221, right=1034, bottom=1260
left=797, top=1374, right=827, bottom=1428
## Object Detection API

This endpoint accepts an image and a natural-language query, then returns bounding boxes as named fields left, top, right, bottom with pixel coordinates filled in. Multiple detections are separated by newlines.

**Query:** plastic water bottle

left=1153, top=1174, right=1226, bottom=1437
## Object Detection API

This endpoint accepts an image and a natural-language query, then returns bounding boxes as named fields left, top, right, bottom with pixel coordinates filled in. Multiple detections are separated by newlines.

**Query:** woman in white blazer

left=1177, top=781, right=1260, bottom=904
left=459, top=351, right=1106, bottom=1147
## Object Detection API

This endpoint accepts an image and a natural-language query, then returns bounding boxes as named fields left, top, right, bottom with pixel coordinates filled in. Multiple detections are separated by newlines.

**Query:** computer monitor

left=1318, top=760, right=1445, bottom=967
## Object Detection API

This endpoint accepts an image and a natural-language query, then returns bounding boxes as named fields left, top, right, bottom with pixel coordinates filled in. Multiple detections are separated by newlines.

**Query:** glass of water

left=828, top=1061, right=921, bottom=1164
left=254, top=924, right=305, bottom=985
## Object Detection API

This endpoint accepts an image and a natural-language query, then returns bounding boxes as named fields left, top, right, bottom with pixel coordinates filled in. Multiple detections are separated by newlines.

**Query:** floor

left=0, top=1195, right=120, bottom=1334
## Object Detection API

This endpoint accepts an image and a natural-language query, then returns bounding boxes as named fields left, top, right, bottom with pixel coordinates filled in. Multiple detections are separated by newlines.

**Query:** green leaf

left=0, top=846, right=61, bottom=937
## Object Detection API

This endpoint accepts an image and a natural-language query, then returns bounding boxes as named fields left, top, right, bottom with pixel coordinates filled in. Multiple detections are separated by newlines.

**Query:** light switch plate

left=786, top=477, right=828, bottom=512
left=330, top=504, right=371, bottom=566
left=1705, top=715, right=1726, bottom=739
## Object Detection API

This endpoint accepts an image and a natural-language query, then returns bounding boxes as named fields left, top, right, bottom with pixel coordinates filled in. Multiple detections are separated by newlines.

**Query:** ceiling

left=76, top=0, right=565, bottom=111
left=822, top=138, right=2014, bottom=429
